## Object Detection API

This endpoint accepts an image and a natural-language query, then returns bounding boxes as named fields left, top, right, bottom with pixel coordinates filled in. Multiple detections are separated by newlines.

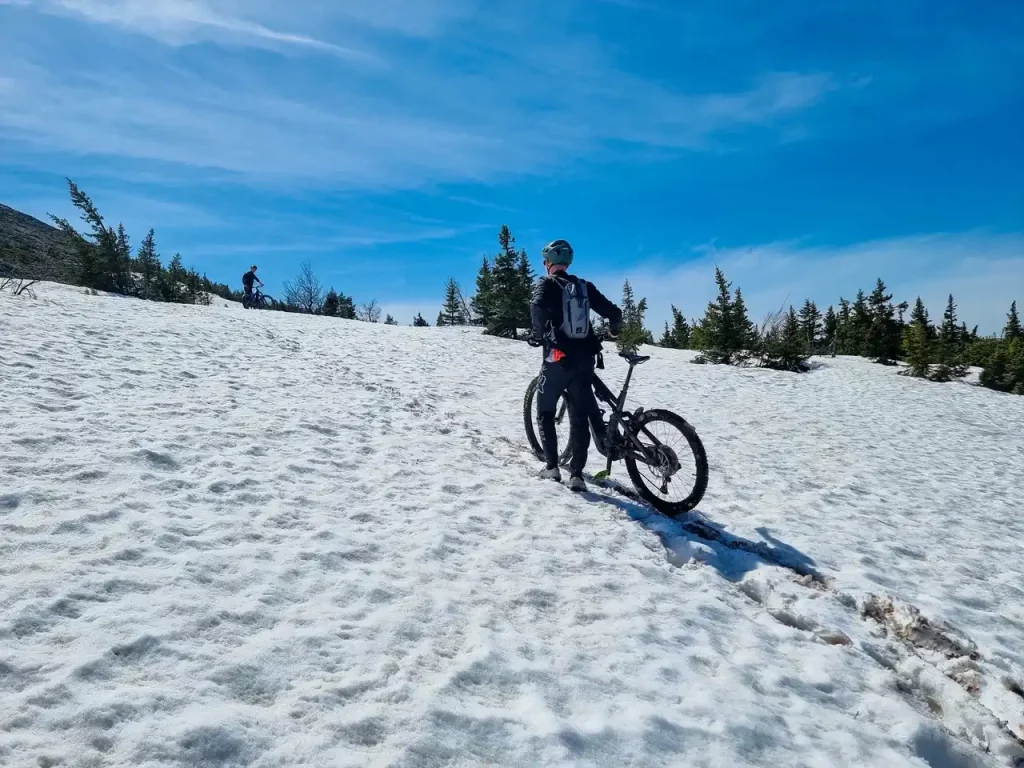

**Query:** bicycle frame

left=551, top=351, right=664, bottom=470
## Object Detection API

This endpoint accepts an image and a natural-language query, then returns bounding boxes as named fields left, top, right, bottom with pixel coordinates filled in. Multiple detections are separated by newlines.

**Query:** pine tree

left=661, top=304, right=691, bottom=349
left=760, top=306, right=810, bottom=372
left=164, top=254, right=186, bottom=302
left=436, top=310, right=446, bottom=327
left=822, top=305, right=838, bottom=355
left=384, top=314, right=398, bottom=325
left=471, top=257, right=495, bottom=327
left=135, top=228, right=160, bottom=300
left=322, top=288, right=340, bottom=317
left=617, top=280, right=650, bottom=354
left=851, top=290, right=871, bottom=355
left=337, top=292, right=356, bottom=319
left=698, top=266, right=736, bottom=363
left=1005, top=301, right=1022, bottom=341
left=732, top=288, right=757, bottom=353
left=486, top=226, right=522, bottom=337
left=798, top=299, right=822, bottom=353
left=932, top=294, right=968, bottom=381
left=979, top=343, right=1010, bottom=392
left=441, top=277, right=467, bottom=326
left=413, top=313, right=430, bottom=327
left=865, top=279, right=900, bottom=364
left=902, top=297, right=932, bottom=378
left=835, top=298, right=853, bottom=354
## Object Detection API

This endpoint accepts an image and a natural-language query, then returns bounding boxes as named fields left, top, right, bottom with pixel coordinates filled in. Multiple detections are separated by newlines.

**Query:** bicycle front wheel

left=624, top=409, right=708, bottom=517
left=522, top=376, right=573, bottom=465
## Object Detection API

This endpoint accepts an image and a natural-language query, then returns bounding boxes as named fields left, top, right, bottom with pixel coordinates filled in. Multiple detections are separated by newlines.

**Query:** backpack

left=557, top=276, right=591, bottom=340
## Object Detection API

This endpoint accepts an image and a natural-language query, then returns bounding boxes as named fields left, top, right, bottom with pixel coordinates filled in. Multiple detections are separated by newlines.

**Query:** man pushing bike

left=529, top=239, right=623, bottom=491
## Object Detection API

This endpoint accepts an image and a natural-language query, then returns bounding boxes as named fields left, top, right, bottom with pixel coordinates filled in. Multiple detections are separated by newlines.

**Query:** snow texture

left=2, top=283, right=1023, bottom=767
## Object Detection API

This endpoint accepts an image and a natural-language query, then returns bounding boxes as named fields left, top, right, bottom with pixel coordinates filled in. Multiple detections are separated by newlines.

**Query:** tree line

left=653, top=266, right=1023, bottom=394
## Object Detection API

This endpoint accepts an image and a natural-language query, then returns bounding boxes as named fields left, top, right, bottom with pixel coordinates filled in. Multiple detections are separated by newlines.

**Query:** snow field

left=1, top=283, right=1023, bottom=767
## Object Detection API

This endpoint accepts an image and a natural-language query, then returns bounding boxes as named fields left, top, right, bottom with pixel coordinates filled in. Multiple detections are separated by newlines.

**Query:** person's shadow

left=581, top=481, right=825, bottom=585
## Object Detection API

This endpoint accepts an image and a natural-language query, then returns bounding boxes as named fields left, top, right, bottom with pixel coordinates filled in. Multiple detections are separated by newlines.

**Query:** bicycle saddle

left=618, top=352, right=651, bottom=365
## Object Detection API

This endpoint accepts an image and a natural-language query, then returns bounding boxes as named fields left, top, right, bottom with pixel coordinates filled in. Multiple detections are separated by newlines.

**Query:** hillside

left=2, top=283, right=1023, bottom=767
left=0, top=202, right=79, bottom=283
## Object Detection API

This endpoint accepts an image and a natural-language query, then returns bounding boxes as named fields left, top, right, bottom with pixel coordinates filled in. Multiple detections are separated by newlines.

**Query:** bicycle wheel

left=522, top=376, right=573, bottom=465
left=624, top=409, right=708, bottom=517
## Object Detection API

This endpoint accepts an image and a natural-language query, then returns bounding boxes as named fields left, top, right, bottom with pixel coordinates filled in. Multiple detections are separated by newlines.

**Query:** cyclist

left=242, top=265, right=264, bottom=308
left=529, top=239, right=623, bottom=491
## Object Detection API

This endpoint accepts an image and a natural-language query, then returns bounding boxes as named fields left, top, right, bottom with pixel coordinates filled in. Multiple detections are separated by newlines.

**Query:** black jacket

left=530, top=271, right=623, bottom=360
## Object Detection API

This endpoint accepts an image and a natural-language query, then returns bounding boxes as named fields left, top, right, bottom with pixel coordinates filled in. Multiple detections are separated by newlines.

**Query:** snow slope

left=2, top=282, right=1023, bottom=767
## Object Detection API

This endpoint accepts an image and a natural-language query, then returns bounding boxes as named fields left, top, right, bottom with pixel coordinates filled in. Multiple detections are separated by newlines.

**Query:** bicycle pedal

left=592, top=470, right=611, bottom=482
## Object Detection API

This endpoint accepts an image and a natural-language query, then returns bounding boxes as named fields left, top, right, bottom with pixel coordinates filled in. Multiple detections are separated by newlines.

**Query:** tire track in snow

left=492, top=436, right=1024, bottom=765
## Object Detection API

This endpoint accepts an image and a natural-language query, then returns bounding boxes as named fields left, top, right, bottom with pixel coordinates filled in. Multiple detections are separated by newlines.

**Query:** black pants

left=537, top=357, right=603, bottom=475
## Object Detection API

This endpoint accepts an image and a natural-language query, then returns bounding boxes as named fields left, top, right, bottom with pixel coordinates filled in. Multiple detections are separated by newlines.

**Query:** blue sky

left=1, top=0, right=1022, bottom=332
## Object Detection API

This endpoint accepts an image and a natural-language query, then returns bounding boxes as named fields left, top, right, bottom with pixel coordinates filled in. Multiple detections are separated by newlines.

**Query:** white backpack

left=557, top=276, right=591, bottom=339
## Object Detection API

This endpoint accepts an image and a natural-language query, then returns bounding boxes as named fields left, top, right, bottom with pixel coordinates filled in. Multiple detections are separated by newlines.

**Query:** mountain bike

left=244, top=288, right=272, bottom=309
left=523, top=343, right=708, bottom=517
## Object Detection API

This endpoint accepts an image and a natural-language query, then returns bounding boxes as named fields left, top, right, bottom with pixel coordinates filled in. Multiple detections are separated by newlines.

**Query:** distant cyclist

left=242, top=265, right=264, bottom=308
left=530, top=239, right=623, bottom=491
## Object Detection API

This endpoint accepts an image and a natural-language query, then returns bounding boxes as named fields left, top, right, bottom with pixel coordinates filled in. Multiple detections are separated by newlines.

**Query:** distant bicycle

left=523, top=341, right=708, bottom=517
left=244, top=288, right=272, bottom=309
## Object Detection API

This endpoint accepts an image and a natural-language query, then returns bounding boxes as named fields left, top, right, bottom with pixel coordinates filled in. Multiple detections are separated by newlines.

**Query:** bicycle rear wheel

left=523, top=376, right=573, bottom=465
left=624, top=409, right=708, bottom=517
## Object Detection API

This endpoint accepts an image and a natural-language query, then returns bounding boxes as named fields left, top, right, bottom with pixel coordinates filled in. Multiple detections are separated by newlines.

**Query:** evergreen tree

left=698, top=266, right=736, bottom=363
left=337, top=292, right=356, bottom=319
left=1008, top=340, right=1024, bottom=394
left=902, top=297, right=932, bottom=378
left=822, top=305, right=838, bottom=355
left=114, top=223, right=133, bottom=294
left=440, top=277, right=467, bottom=326
left=164, top=254, right=186, bottom=302
left=135, top=228, right=161, bottom=300
left=617, top=280, right=650, bottom=354
left=322, top=288, right=340, bottom=317
left=659, top=304, right=691, bottom=349
left=732, top=288, right=757, bottom=352
left=436, top=310, right=446, bottom=327
left=931, top=294, right=968, bottom=381
left=513, top=250, right=536, bottom=332
left=1005, top=301, right=1022, bottom=341
left=979, top=343, right=1010, bottom=392
left=851, top=290, right=871, bottom=355
left=865, top=279, right=900, bottom=364
left=384, top=314, right=398, bottom=325
left=413, top=313, right=430, bottom=327
left=835, top=298, right=853, bottom=354
left=798, top=299, right=822, bottom=353
left=760, top=306, right=810, bottom=372
left=485, top=226, right=522, bottom=337
left=471, top=257, right=495, bottom=327
left=50, top=180, right=122, bottom=293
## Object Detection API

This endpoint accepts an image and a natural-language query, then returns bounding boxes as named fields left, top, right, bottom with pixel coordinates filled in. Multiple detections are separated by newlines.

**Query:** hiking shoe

left=538, top=466, right=562, bottom=482
left=566, top=474, right=587, bottom=492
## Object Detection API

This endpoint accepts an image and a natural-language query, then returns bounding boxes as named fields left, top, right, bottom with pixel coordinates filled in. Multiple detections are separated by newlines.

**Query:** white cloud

left=592, top=232, right=1024, bottom=336
left=0, top=1, right=836, bottom=188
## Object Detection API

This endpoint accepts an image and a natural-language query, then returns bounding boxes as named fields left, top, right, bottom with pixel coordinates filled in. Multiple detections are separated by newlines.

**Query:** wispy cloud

left=0, top=0, right=837, bottom=189
left=598, top=232, right=1024, bottom=336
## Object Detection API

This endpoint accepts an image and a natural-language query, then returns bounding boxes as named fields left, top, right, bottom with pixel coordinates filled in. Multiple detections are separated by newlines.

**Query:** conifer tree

left=903, top=297, right=932, bottom=378
left=471, top=257, right=495, bottom=327
left=485, top=226, right=522, bottom=337
left=798, top=299, right=822, bottom=353
left=322, top=288, right=340, bottom=317
left=136, top=228, right=160, bottom=300
left=1005, top=301, right=1021, bottom=341
left=440, top=277, right=467, bottom=326
left=732, top=288, right=757, bottom=353
left=835, top=298, right=853, bottom=354
left=436, top=310, right=446, bottom=327
left=851, top=290, right=871, bottom=355
left=865, top=279, right=900, bottom=364
left=979, top=344, right=1010, bottom=392
left=822, top=305, right=838, bottom=355
left=660, top=304, right=691, bottom=349
left=413, top=313, right=430, bottom=327
left=760, top=306, right=810, bottom=371
left=617, top=280, right=650, bottom=354
left=699, top=267, right=736, bottom=363
left=931, top=294, right=968, bottom=381
left=384, top=314, right=398, bottom=325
